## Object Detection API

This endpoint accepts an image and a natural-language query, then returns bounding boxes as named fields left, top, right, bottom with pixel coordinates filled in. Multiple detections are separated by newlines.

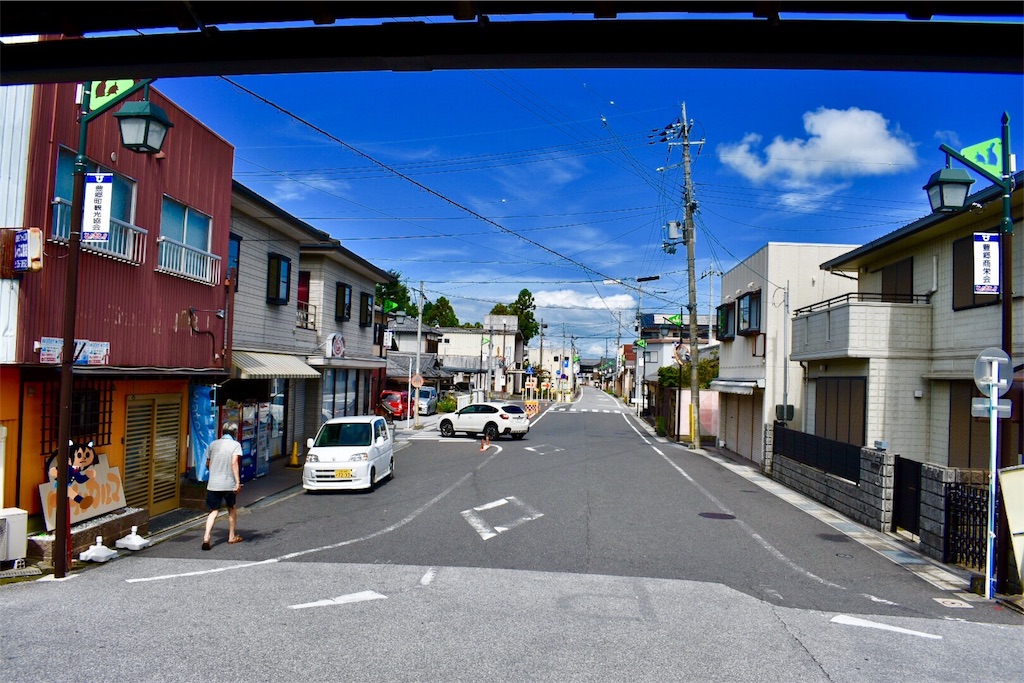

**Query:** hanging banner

left=973, top=233, right=1000, bottom=294
left=83, top=173, right=113, bottom=242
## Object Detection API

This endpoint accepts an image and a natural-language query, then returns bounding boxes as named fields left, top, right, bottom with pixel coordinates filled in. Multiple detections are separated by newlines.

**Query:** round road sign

left=411, top=373, right=424, bottom=388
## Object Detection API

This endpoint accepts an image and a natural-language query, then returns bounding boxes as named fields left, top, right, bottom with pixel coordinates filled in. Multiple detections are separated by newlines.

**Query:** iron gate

left=892, top=456, right=922, bottom=535
left=945, top=483, right=989, bottom=570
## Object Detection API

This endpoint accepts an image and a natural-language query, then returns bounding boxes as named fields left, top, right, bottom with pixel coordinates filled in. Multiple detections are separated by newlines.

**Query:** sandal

left=228, top=535, right=244, bottom=544
left=201, top=541, right=211, bottom=551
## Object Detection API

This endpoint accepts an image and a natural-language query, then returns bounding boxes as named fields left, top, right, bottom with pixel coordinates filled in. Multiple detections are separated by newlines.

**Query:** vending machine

left=221, top=403, right=257, bottom=483
left=256, top=402, right=271, bottom=477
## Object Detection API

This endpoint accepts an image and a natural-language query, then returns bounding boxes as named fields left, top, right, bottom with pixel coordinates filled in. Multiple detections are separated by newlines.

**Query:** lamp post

left=923, top=112, right=1014, bottom=598
left=55, top=80, right=173, bottom=578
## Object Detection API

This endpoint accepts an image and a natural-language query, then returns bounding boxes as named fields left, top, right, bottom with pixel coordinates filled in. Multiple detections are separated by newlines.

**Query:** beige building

left=791, top=175, right=1023, bottom=468
left=712, top=243, right=859, bottom=465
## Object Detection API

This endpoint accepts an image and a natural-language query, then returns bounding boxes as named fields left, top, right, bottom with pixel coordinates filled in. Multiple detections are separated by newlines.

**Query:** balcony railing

left=297, top=301, right=317, bottom=330
left=793, top=291, right=932, bottom=315
left=51, top=197, right=148, bottom=266
left=791, top=291, right=933, bottom=360
left=155, top=236, right=221, bottom=286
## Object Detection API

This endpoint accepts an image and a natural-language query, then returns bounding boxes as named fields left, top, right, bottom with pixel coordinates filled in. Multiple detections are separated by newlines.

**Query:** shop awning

left=308, top=356, right=387, bottom=370
left=232, top=350, right=321, bottom=379
left=709, top=379, right=763, bottom=395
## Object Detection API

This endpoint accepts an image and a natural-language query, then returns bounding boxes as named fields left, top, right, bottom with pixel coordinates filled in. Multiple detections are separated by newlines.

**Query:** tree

left=375, top=270, right=417, bottom=319
left=656, top=354, right=719, bottom=389
left=422, top=296, right=459, bottom=327
left=489, top=288, right=540, bottom=345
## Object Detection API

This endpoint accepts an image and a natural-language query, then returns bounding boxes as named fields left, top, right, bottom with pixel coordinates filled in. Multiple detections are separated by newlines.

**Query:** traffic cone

left=479, top=437, right=487, bottom=452
left=287, top=442, right=300, bottom=468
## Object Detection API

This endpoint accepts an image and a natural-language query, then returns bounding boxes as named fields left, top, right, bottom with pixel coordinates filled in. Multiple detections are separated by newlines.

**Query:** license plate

left=334, top=469, right=353, bottom=478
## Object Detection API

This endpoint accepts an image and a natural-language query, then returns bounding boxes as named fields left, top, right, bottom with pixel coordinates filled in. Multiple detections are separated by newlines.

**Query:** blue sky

left=156, top=51, right=1023, bottom=356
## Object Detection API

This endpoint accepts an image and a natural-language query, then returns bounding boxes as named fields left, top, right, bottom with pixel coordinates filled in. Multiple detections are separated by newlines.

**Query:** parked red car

left=378, top=390, right=410, bottom=419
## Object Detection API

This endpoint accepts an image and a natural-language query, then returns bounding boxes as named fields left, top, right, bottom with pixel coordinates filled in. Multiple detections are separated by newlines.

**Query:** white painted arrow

left=831, top=614, right=941, bottom=640
left=289, top=590, right=387, bottom=610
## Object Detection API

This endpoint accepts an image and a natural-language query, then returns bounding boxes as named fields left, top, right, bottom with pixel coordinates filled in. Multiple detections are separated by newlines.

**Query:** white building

left=712, top=243, right=859, bottom=465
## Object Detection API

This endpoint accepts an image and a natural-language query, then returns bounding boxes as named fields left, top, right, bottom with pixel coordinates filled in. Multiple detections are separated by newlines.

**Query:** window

left=267, top=253, right=291, bottom=305
left=161, top=196, right=211, bottom=252
left=54, top=147, right=136, bottom=238
left=880, top=257, right=913, bottom=303
left=737, top=290, right=761, bottom=335
left=359, top=292, right=373, bottom=327
left=157, top=196, right=218, bottom=284
left=952, top=235, right=999, bottom=310
left=41, top=378, right=114, bottom=454
left=228, top=234, right=241, bottom=290
left=644, top=350, right=659, bottom=363
left=716, top=302, right=736, bottom=340
left=336, top=283, right=352, bottom=321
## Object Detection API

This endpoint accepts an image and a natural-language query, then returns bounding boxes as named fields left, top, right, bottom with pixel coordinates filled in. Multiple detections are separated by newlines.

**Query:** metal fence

left=944, top=483, right=990, bottom=570
left=772, top=424, right=861, bottom=483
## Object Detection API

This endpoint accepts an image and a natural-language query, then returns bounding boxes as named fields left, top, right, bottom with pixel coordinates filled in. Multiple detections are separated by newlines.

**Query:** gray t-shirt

left=206, top=435, right=242, bottom=491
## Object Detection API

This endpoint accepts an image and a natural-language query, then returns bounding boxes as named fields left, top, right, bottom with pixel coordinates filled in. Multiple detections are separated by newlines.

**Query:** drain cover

left=699, top=512, right=736, bottom=520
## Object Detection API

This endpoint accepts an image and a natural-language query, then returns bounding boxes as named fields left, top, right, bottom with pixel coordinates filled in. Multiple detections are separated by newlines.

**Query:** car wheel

left=440, top=420, right=455, bottom=437
left=367, top=467, right=376, bottom=492
left=511, top=433, right=525, bottom=440
left=386, top=457, right=395, bottom=481
left=483, top=423, right=499, bottom=441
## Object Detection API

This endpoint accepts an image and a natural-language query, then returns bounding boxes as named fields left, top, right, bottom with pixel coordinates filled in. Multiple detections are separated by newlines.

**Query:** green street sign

left=635, top=339, right=647, bottom=348
left=668, top=314, right=683, bottom=326
left=960, top=138, right=1002, bottom=178
left=89, top=80, right=137, bottom=112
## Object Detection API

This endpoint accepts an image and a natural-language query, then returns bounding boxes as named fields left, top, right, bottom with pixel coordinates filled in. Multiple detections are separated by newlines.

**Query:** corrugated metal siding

left=15, top=83, right=235, bottom=370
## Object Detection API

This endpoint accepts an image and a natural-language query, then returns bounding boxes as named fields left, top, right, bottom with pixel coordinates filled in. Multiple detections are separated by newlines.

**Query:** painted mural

left=39, top=440, right=127, bottom=531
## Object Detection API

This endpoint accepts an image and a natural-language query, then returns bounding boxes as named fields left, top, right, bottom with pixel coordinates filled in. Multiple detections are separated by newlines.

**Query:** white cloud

left=534, top=289, right=635, bottom=311
left=270, top=176, right=351, bottom=204
left=717, top=107, right=918, bottom=188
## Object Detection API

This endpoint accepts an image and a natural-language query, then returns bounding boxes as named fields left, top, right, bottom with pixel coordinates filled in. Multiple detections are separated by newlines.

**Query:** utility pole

left=681, top=103, right=701, bottom=448
left=657, top=102, right=703, bottom=447
left=414, top=281, right=423, bottom=429
left=539, top=318, right=545, bottom=401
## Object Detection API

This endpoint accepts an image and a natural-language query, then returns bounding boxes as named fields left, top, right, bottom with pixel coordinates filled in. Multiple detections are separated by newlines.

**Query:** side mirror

left=306, top=437, right=314, bottom=449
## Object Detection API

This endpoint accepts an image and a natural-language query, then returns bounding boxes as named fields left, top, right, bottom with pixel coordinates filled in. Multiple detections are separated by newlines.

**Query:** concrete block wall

left=919, top=464, right=989, bottom=561
left=771, top=447, right=894, bottom=531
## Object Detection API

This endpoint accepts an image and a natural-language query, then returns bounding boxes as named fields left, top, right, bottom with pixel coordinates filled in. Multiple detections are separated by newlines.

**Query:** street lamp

left=55, top=79, right=173, bottom=579
left=924, top=112, right=1014, bottom=599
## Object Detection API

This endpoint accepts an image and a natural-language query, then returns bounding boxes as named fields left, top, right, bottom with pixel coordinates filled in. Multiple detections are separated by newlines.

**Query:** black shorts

left=205, top=489, right=237, bottom=510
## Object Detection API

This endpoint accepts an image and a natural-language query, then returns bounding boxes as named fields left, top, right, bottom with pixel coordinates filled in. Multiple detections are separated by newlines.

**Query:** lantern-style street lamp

left=923, top=112, right=1014, bottom=599
left=55, top=79, right=172, bottom=578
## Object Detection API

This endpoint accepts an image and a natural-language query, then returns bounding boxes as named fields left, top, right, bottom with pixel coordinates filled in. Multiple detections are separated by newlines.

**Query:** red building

left=0, top=80, right=234, bottom=528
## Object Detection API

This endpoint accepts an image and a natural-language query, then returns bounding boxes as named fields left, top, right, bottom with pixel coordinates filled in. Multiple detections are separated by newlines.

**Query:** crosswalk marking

left=550, top=408, right=621, bottom=414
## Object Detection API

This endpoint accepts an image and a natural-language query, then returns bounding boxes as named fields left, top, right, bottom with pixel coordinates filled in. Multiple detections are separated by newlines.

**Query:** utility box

left=0, top=508, right=28, bottom=562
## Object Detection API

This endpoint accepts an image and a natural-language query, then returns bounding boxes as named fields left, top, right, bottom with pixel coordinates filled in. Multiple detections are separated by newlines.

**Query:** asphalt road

left=3, top=386, right=1021, bottom=682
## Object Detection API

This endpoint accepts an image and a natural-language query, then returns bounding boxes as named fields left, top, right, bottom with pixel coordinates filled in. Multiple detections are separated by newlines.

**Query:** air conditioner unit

left=0, top=508, right=28, bottom=562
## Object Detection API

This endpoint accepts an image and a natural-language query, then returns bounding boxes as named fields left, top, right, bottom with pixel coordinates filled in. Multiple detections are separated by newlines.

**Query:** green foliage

left=657, top=356, right=720, bottom=390
left=422, top=296, right=459, bottom=327
left=655, top=416, right=667, bottom=436
left=375, top=271, right=418, bottom=319
left=437, top=394, right=458, bottom=414
left=489, top=289, right=540, bottom=344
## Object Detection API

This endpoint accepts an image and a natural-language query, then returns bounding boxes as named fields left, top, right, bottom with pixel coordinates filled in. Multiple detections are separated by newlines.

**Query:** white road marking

left=289, top=590, right=386, bottom=610
left=862, top=594, right=900, bottom=606
left=128, top=449, right=503, bottom=583
left=461, top=495, right=544, bottom=541
left=420, top=567, right=437, bottom=586
left=831, top=614, right=942, bottom=640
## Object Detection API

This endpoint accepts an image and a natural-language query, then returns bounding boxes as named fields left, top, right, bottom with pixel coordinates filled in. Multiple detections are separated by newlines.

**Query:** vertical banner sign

left=973, top=233, right=1000, bottom=294
left=83, top=173, right=113, bottom=242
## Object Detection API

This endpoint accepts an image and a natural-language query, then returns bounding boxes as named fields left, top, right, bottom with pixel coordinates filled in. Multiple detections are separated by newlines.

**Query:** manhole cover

left=699, top=512, right=736, bottom=520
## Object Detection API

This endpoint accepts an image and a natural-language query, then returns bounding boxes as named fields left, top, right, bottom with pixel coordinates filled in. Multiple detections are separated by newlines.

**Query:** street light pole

left=925, top=112, right=1014, bottom=596
left=55, top=79, right=170, bottom=578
